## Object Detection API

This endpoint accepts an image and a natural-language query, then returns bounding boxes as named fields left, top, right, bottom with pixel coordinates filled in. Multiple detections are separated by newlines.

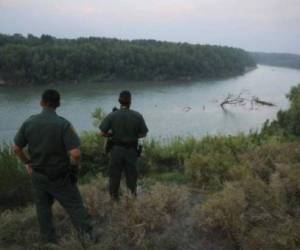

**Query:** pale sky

left=0, top=0, right=299, bottom=54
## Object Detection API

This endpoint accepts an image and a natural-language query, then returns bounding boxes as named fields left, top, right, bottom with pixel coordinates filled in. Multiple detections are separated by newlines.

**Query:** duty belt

left=33, top=167, right=70, bottom=181
left=113, top=140, right=138, bottom=149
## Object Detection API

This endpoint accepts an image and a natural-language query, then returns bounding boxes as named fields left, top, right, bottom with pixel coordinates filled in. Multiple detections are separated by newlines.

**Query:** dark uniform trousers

left=32, top=171, right=92, bottom=242
left=109, top=146, right=138, bottom=199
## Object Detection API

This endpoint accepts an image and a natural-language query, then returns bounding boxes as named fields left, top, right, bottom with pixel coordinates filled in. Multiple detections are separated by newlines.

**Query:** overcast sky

left=0, top=0, right=299, bottom=54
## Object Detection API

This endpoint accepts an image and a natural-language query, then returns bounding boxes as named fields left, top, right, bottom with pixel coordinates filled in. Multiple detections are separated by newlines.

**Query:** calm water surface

left=1, top=65, right=300, bottom=143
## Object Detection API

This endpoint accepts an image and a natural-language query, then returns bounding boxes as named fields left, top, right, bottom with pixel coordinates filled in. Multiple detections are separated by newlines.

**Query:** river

left=1, top=65, right=300, bottom=143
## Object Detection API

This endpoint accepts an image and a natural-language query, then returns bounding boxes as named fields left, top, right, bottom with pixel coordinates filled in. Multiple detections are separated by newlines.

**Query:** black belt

left=33, top=167, right=70, bottom=181
left=113, top=141, right=138, bottom=149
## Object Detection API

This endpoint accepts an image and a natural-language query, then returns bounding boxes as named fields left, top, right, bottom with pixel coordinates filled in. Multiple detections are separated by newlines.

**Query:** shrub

left=79, top=175, right=110, bottom=217
left=143, top=134, right=261, bottom=175
left=80, top=131, right=109, bottom=179
left=241, top=142, right=300, bottom=182
left=0, top=176, right=193, bottom=250
left=111, top=183, right=189, bottom=247
left=0, top=206, right=38, bottom=247
left=143, top=138, right=187, bottom=172
left=194, top=165, right=300, bottom=250
left=0, top=145, right=32, bottom=208
left=195, top=182, right=248, bottom=246
left=262, top=84, right=300, bottom=137
left=185, top=153, right=236, bottom=190
left=91, top=107, right=107, bottom=128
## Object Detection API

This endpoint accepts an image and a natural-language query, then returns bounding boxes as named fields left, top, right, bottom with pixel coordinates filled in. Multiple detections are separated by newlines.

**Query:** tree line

left=250, top=51, right=300, bottom=70
left=0, top=33, right=256, bottom=85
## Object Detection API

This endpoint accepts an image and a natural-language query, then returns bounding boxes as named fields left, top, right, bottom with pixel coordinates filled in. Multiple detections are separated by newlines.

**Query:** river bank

left=0, top=66, right=256, bottom=87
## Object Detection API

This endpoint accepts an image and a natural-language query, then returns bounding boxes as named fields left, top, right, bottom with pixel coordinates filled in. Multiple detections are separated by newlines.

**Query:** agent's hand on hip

left=25, top=164, right=33, bottom=176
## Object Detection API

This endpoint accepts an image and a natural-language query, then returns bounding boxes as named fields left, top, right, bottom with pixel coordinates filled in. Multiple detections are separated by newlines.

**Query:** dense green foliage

left=0, top=33, right=255, bottom=84
left=250, top=51, right=300, bottom=69
left=0, top=145, right=32, bottom=208
left=263, top=84, right=300, bottom=137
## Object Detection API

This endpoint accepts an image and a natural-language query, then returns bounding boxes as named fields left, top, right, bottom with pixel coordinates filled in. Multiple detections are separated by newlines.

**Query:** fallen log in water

left=252, top=97, right=276, bottom=106
left=220, top=92, right=276, bottom=110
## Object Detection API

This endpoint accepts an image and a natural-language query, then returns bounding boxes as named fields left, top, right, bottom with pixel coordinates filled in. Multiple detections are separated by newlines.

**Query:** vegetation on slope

left=0, top=33, right=255, bottom=85
left=1, top=139, right=300, bottom=249
left=0, top=145, right=31, bottom=208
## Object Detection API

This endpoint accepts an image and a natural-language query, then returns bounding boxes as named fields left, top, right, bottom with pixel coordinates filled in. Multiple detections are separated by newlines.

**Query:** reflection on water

left=1, top=65, right=300, bottom=143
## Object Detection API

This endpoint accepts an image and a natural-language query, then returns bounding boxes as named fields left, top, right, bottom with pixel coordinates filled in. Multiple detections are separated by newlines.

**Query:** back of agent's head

left=119, top=90, right=131, bottom=106
left=41, top=89, right=60, bottom=109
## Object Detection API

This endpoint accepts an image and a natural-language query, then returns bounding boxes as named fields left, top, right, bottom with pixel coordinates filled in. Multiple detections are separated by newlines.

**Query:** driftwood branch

left=220, top=92, right=276, bottom=110
left=220, top=91, right=249, bottom=109
left=252, top=97, right=276, bottom=107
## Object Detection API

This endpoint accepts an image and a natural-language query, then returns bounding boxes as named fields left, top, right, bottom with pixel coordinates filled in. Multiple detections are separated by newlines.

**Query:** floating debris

left=220, top=91, right=276, bottom=110
left=183, top=107, right=192, bottom=112
left=252, top=97, right=276, bottom=107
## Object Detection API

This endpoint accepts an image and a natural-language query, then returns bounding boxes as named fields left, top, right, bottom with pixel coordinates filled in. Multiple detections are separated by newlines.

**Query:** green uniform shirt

left=99, top=107, right=148, bottom=142
left=14, top=108, right=80, bottom=169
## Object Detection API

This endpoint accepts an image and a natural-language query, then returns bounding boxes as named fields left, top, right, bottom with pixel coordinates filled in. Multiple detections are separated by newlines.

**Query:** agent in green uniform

left=13, top=89, right=92, bottom=244
left=100, top=90, right=148, bottom=200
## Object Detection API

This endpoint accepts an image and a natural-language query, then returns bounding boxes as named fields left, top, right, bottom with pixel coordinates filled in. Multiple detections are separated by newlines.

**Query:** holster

left=114, top=140, right=137, bottom=149
left=137, top=145, right=143, bottom=157
left=69, top=166, right=79, bottom=184
left=33, top=165, right=78, bottom=183
left=105, top=138, right=114, bottom=154
left=114, top=140, right=142, bottom=157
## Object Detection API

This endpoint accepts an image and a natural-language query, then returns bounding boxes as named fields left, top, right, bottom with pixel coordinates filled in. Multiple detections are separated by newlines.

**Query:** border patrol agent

left=100, top=90, right=148, bottom=200
left=13, top=89, right=92, bottom=243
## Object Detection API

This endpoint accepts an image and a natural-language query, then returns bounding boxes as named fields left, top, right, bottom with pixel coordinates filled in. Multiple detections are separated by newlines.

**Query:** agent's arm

left=138, top=115, right=149, bottom=138
left=69, top=148, right=81, bottom=169
left=100, top=131, right=112, bottom=137
left=12, top=144, right=29, bottom=163
left=13, top=122, right=32, bottom=175
left=63, top=122, right=81, bottom=169
left=12, top=144, right=32, bottom=175
left=99, top=114, right=112, bottom=137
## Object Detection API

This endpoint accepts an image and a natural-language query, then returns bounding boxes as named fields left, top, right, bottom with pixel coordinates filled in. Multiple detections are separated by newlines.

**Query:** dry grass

left=0, top=176, right=204, bottom=250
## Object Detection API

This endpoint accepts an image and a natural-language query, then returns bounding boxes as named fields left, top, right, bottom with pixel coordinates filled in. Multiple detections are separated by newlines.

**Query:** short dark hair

left=119, top=90, right=131, bottom=105
left=41, top=89, right=60, bottom=108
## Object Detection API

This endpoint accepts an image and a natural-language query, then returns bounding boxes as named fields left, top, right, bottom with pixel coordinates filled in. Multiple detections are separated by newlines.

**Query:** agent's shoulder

left=57, top=115, right=72, bottom=126
left=106, top=111, right=118, bottom=119
left=129, top=109, right=144, bottom=118
left=25, top=113, right=42, bottom=123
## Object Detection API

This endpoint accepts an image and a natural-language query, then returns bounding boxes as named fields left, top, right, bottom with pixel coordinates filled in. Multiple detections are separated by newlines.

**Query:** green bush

left=0, top=207, right=38, bottom=247
left=185, top=153, right=236, bottom=190
left=182, top=134, right=267, bottom=190
left=194, top=182, right=248, bottom=246
left=79, top=107, right=109, bottom=180
left=143, top=138, right=188, bottom=172
left=262, top=84, right=300, bottom=138
left=194, top=161, right=300, bottom=250
left=241, top=142, right=300, bottom=182
left=0, top=145, right=32, bottom=208
left=80, top=131, right=109, bottom=179
left=142, top=134, right=262, bottom=175
left=91, top=107, right=107, bottom=128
